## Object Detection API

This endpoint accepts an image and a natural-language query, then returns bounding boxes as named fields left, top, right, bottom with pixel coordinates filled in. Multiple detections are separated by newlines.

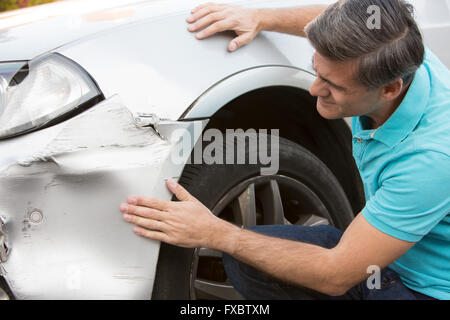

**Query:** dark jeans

left=222, top=225, right=436, bottom=300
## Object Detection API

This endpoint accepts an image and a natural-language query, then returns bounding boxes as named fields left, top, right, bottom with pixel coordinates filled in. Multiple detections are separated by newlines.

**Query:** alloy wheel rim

left=189, top=174, right=333, bottom=300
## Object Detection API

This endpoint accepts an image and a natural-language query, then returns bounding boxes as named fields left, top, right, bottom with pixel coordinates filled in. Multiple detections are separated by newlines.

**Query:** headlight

left=0, top=53, right=102, bottom=139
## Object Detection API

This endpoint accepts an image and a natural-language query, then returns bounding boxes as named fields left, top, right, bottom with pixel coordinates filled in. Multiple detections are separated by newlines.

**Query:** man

left=119, top=0, right=449, bottom=300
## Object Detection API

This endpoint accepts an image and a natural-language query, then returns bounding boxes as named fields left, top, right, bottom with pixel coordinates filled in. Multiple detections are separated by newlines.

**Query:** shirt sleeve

left=362, top=150, right=450, bottom=242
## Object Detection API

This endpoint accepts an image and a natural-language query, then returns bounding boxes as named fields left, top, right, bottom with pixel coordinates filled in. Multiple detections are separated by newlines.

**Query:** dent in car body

left=0, top=95, right=207, bottom=299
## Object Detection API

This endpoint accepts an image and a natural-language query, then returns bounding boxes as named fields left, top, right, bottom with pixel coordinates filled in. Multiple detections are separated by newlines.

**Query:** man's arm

left=186, top=3, right=328, bottom=51
left=257, top=6, right=329, bottom=37
left=222, top=213, right=414, bottom=295
left=120, top=180, right=414, bottom=296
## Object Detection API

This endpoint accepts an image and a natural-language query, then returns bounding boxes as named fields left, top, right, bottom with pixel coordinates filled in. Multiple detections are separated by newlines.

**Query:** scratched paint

left=0, top=95, right=207, bottom=299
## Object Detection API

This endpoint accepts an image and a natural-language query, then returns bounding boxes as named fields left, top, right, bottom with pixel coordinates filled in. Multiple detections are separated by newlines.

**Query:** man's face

left=310, top=51, right=383, bottom=119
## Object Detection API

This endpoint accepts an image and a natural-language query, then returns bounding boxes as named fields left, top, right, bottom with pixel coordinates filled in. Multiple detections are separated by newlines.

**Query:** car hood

left=0, top=0, right=215, bottom=61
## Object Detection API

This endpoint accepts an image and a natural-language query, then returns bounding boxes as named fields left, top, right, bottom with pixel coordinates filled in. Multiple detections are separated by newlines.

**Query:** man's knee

left=222, top=252, right=248, bottom=290
left=222, top=252, right=275, bottom=284
left=222, top=252, right=238, bottom=276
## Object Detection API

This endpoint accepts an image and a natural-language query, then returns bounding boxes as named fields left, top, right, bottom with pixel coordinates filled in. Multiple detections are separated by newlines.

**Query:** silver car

left=0, top=0, right=449, bottom=300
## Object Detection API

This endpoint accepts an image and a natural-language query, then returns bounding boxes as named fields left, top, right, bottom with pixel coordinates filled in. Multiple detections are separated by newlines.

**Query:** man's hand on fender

left=186, top=2, right=262, bottom=52
left=119, top=179, right=240, bottom=250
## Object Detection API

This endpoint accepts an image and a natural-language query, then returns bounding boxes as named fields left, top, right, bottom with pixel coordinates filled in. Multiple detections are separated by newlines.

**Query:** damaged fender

left=0, top=95, right=207, bottom=299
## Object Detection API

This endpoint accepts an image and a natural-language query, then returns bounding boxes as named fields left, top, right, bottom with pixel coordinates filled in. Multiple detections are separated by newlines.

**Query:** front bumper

left=0, top=95, right=205, bottom=299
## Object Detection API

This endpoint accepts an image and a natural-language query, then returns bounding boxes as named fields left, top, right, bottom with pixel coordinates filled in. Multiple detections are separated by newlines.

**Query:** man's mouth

left=318, top=97, right=335, bottom=106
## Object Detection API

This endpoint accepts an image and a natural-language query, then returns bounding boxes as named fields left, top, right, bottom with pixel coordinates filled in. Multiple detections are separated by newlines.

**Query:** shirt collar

left=355, top=64, right=430, bottom=148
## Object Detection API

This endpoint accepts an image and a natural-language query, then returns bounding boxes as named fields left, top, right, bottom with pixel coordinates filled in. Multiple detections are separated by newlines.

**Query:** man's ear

left=380, top=78, right=404, bottom=101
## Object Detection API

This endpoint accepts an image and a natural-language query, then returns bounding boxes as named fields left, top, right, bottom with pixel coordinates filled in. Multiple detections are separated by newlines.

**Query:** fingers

left=120, top=201, right=171, bottom=243
left=166, top=179, right=195, bottom=202
left=123, top=213, right=166, bottom=232
left=120, top=203, right=165, bottom=221
left=133, top=226, right=170, bottom=243
left=187, top=3, right=259, bottom=53
left=187, top=4, right=223, bottom=24
left=195, top=20, right=230, bottom=39
left=191, top=2, right=222, bottom=15
left=188, top=11, right=224, bottom=33
left=128, top=196, right=170, bottom=211
left=229, top=32, right=254, bottom=52
left=187, top=3, right=232, bottom=39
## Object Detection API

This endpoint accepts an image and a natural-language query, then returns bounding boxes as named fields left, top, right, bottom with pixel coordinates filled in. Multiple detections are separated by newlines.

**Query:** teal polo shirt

left=352, top=48, right=450, bottom=300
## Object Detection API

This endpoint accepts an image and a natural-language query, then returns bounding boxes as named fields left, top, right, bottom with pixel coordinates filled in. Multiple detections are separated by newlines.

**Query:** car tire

left=151, top=133, right=354, bottom=299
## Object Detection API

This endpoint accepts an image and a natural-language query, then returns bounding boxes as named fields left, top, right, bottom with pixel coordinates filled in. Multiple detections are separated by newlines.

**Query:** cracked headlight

left=0, top=53, right=102, bottom=139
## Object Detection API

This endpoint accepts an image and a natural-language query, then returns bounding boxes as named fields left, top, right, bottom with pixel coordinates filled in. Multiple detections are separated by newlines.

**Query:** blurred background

left=0, top=0, right=61, bottom=12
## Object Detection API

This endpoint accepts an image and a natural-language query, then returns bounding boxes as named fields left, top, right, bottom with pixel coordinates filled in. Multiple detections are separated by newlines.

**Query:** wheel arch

left=181, top=67, right=365, bottom=215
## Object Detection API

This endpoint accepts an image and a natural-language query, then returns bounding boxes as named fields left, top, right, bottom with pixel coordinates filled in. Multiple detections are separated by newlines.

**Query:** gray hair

left=305, top=0, right=424, bottom=89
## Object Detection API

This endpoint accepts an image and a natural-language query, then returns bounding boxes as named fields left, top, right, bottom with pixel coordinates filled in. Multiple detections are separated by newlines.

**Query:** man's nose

left=309, top=78, right=330, bottom=98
